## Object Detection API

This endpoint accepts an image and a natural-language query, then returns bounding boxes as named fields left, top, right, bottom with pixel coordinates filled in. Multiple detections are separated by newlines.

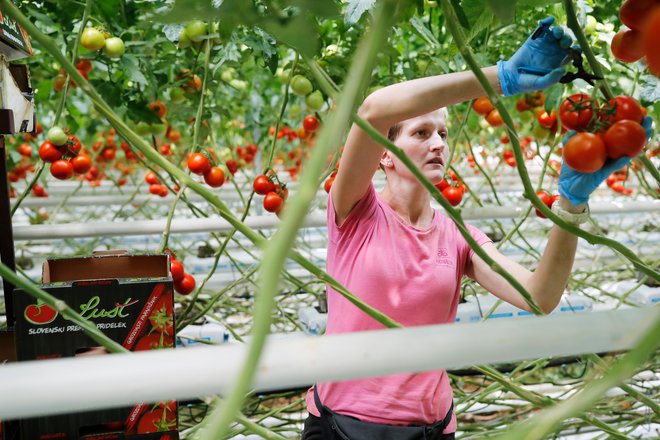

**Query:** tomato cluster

left=253, top=173, right=289, bottom=214
left=605, top=167, right=634, bottom=195
left=472, top=97, right=503, bottom=127
left=167, top=252, right=196, bottom=295
left=562, top=95, right=648, bottom=173
left=186, top=152, right=226, bottom=188
left=610, top=0, right=660, bottom=77
left=38, top=128, right=92, bottom=180
left=81, top=27, right=125, bottom=58
left=534, top=190, right=560, bottom=219
left=435, top=172, right=465, bottom=207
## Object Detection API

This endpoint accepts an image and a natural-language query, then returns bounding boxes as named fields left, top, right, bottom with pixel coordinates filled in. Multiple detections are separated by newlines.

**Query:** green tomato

left=229, top=79, right=247, bottom=90
left=416, top=59, right=430, bottom=72
left=532, top=124, right=550, bottom=141
left=178, top=29, right=191, bottom=49
left=519, top=110, right=534, bottom=123
left=305, top=90, right=324, bottom=111
left=150, top=123, right=167, bottom=137
left=169, top=87, right=185, bottom=104
left=288, top=104, right=301, bottom=120
left=135, top=122, right=151, bottom=136
left=290, top=75, right=313, bottom=96
left=185, top=20, right=208, bottom=42
left=81, top=28, right=105, bottom=51
left=220, top=68, right=235, bottom=82
left=276, top=68, right=290, bottom=83
left=48, top=126, right=68, bottom=146
left=103, top=37, right=125, bottom=58
left=584, top=15, right=597, bottom=35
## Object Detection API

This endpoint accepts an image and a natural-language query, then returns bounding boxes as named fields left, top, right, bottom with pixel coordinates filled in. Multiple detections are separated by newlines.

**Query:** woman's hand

left=497, top=17, right=573, bottom=96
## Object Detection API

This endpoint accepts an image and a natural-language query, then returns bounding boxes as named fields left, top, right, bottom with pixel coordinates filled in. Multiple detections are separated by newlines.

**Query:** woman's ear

left=380, top=152, right=393, bottom=168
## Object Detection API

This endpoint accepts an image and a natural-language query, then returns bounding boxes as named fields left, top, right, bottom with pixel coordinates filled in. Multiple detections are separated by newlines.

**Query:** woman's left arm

left=465, top=197, right=585, bottom=314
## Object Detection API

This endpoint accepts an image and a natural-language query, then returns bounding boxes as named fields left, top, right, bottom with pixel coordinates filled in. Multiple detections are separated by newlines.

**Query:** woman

left=302, top=17, right=634, bottom=440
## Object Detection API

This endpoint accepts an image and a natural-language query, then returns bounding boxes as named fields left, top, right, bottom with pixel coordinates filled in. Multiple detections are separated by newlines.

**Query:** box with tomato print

left=8, top=251, right=179, bottom=440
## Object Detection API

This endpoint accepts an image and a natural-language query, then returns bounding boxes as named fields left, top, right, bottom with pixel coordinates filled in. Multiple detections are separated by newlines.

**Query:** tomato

left=253, top=175, right=275, bottom=195
left=435, top=178, right=450, bottom=191
left=559, top=94, right=596, bottom=131
left=39, top=141, right=63, bottom=163
left=643, top=7, right=660, bottom=77
left=603, top=120, right=647, bottom=158
left=170, top=260, right=185, bottom=283
left=263, top=191, right=283, bottom=212
left=534, top=190, right=556, bottom=218
left=149, top=184, right=164, bottom=195
left=169, top=87, right=185, bottom=103
left=50, top=160, right=74, bottom=180
left=71, top=154, right=92, bottom=174
left=226, top=159, right=238, bottom=175
left=485, top=109, right=503, bottom=127
left=537, top=110, right=556, bottom=129
left=32, top=184, right=47, bottom=197
left=600, top=96, right=643, bottom=125
left=504, top=156, right=516, bottom=167
left=48, top=126, right=68, bottom=146
left=526, top=92, right=545, bottom=107
left=145, top=171, right=159, bottom=185
left=187, top=153, right=211, bottom=175
left=441, top=186, right=463, bottom=206
left=185, top=20, right=208, bottom=42
left=203, top=166, right=225, bottom=188
left=290, top=75, right=313, bottom=96
left=302, top=115, right=319, bottom=132
left=101, top=148, right=116, bottom=161
left=103, top=37, right=125, bottom=58
left=547, top=159, right=561, bottom=177
left=135, top=334, right=174, bottom=352
left=18, top=143, right=32, bottom=157
left=167, top=129, right=181, bottom=143
left=306, top=90, right=324, bottom=111
left=174, top=273, right=196, bottom=295
left=564, top=132, right=607, bottom=173
left=136, top=408, right=176, bottom=433
left=81, top=28, right=105, bottom=51
left=620, top=0, right=660, bottom=31
left=610, top=30, right=645, bottom=63
left=76, top=59, right=92, bottom=73
left=472, top=97, right=494, bottom=116
left=516, top=98, right=532, bottom=112
left=149, top=101, right=167, bottom=118
left=324, top=176, right=335, bottom=193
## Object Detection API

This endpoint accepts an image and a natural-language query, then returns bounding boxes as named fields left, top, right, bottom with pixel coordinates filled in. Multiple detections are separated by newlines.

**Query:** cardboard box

left=7, top=251, right=178, bottom=439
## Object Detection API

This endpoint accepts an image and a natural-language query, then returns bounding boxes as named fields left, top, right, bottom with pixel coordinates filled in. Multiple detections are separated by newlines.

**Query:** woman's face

left=382, top=109, right=449, bottom=185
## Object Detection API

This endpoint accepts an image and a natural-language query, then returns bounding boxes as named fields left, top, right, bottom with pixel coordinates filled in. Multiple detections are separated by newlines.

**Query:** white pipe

left=12, top=200, right=659, bottom=240
left=0, top=307, right=656, bottom=419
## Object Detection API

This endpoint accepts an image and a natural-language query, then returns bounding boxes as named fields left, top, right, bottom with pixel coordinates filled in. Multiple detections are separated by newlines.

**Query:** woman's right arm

left=331, top=68, right=502, bottom=225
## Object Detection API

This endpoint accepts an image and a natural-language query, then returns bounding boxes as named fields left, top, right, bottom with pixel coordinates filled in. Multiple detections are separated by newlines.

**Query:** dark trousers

left=301, top=414, right=456, bottom=440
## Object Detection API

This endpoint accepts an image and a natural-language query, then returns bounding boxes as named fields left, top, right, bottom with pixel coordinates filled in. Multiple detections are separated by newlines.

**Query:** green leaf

left=639, top=74, right=660, bottom=105
left=543, top=83, right=562, bottom=113
left=91, top=80, right=124, bottom=108
left=157, top=0, right=222, bottom=23
left=36, top=79, right=53, bottom=101
left=344, top=0, right=376, bottom=25
left=119, top=55, right=148, bottom=87
left=287, top=0, right=339, bottom=17
left=485, top=0, right=518, bottom=24
left=409, top=16, right=439, bottom=47
left=261, top=13, right=320, bottom=57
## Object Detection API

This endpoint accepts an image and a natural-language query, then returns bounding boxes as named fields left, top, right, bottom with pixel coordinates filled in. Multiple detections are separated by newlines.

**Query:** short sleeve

left=327, top=183, right=378, bottom=243
left=464, top=223, right=493, bottom=271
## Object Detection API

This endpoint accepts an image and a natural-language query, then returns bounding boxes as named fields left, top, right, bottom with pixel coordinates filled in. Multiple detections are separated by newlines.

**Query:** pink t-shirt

left=306, top=183, right=492, bottom=432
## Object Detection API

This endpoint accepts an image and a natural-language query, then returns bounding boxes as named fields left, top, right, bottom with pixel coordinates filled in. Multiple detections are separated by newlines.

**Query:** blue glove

left=558, top=116, right=655, bottom=206
left=498, top=17, right=573, bottom=96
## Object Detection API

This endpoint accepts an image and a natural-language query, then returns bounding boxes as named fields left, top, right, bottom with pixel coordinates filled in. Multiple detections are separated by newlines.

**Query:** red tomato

left=76, top=59, right=93, bottom=73
left=50, top=160, right=74, bottom=180
left=39, top=141, right=63, bottom=163
left=324, top=176, right=335, bottom=193
left=149, top=184, right=165, bottom=195
left=225, top=159, right=238, bottom=175
left=203, top=166, right=225, bottom=188
left=537, top=110, right=556, bottom=129
left=18, top=143, right=32, bottom=157
left=32, top=184, right=47, bottom=197
left=145, top=171, right=159, bottom=185
left=516, top=98, right=532, bottom=112
left=620, top=0, right=660, bottom=31
left=559, top=94, right=596, bottom=131
left=505, top=156, right=516, bottom=167
left=170, top=259, right=185, bottom=283
left=435, top=178, right=450, bottom=191
left=71, top=154, right=92, bottom=174
left=187, top=153, right=211, bottom=175
left=485, top=109, right=503, bottom=127
left=263, top=191, right=283, bottom=212
left=643, top=7, right=660, bottom=76
left=603, top=120, right=647, bottom=158
left=174, top=273, right=196, bottom=295
left=600, top=96, right=644, bottom=125
left=564, top=133, right=607, bottom=173
left=442, top=186, right=463, bottom=206
left=472, top=97, right=494, bottom=116
left=302, top=115, right=319, bottom=132
left=253, top=175, right=275, bottom=195
left=534, top=190, right=556, bottom=218
left=610, top=30, right=645, bottom=63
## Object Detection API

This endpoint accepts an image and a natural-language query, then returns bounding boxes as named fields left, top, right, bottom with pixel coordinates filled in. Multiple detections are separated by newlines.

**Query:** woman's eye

left=416, top=130, right=427, bottom=136
left=439, top=131, right=448, bottom=139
